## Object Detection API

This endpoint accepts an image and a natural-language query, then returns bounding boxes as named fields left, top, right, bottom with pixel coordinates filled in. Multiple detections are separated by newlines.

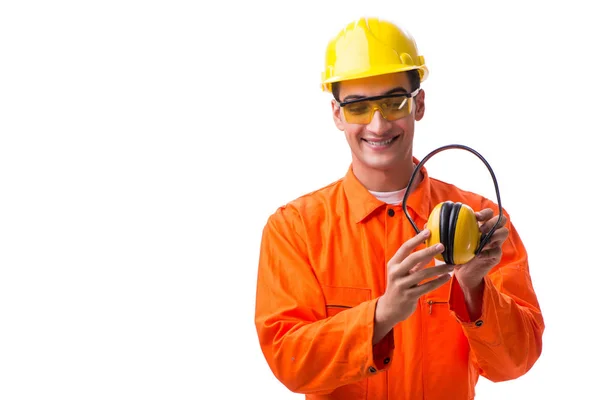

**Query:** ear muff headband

left=401, top=144, right=503, bottom=255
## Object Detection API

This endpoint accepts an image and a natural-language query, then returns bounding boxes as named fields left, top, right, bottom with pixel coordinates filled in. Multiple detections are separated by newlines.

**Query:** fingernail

left=436, top=243, right=444, bottom=251
left=422, top=229, right=430, bottom=237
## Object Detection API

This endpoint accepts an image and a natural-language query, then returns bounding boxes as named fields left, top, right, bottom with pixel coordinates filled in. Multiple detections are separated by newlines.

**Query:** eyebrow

left=342, top=87, right=408, bottom=102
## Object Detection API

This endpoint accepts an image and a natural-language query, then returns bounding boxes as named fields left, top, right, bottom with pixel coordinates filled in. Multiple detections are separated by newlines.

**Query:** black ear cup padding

left=439, top=201, right=452, bottom=264
left=447, top=202, right=463, bottom=265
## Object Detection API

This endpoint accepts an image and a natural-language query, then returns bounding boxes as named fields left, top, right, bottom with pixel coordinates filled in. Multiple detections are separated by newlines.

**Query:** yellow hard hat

left=321, top=17, right=428, bottom=92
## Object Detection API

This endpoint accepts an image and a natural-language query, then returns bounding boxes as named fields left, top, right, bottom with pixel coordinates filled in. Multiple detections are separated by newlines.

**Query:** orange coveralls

left=254, top=163, right=544, bottom=399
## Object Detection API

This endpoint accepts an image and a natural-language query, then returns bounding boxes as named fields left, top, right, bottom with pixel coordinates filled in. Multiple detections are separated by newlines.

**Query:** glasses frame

left=338, top=88, right=421, bottom=107
left=337, top=88, right=421, bottom=124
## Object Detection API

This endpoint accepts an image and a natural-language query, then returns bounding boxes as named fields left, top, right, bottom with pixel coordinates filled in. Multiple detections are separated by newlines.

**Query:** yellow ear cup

left=425, top=202, right=481, bottom=265
left=425, top=203, right=444, bottom=262
left=452, top=204, right=481, bottom=264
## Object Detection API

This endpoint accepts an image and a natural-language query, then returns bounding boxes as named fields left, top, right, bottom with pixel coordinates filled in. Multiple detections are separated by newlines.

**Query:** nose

left=366, top=109, right=392, bottom=135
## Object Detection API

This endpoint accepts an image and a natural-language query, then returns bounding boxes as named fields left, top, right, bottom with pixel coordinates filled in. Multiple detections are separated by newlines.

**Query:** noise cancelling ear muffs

left=402, top=144, right=504, bottom=265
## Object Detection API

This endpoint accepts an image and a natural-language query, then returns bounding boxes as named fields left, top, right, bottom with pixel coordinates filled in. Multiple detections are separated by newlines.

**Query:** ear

left=414, top=89, right=425, bottom=121
left=331, top=99, right=345, bottom=131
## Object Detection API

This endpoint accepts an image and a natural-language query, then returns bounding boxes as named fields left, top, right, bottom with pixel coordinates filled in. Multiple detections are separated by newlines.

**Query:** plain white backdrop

left=1, top=1, right=598, bottom=399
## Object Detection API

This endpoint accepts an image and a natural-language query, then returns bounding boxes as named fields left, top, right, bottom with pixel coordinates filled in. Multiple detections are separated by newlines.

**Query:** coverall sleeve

left=448, top=200, right=545, bottom=382
left=254, top=207, right=393, bottom=395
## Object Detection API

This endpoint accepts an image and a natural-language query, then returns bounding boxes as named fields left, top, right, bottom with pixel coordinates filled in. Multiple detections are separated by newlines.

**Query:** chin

left=361, top=156, right=401, bottom=171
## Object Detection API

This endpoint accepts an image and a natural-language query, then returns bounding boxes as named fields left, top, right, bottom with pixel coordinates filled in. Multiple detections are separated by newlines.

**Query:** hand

left=454, top=208, right=509, bottom=291
left=375, top=229, right=454, bottom=331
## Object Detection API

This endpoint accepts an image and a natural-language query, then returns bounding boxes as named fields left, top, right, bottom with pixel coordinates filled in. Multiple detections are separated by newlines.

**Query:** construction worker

left=254, top=17, right=544, bottom=399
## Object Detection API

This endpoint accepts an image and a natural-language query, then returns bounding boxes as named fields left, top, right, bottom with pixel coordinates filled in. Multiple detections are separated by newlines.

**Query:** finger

left=409, top=273, right=452, bottom=297
left=408, top=256, right=438, bottom=274
left=475, top=208, right=494, bottom=222
left=388, top=229, right=433, bottom=265
left=395, top=242, right=445, bottom=277
left=402, top=264, right=454, bottom=289
left=478, top=247, right=502, bottom=260
left=482, top=227, right=509, bottom=249
left=480, top=215, right=508, bottom=234
left=408, top=260, right=428, bottom=275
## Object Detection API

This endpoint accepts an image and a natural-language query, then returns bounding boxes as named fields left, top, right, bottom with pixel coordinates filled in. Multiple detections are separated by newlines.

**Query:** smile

left=362, top=136, right=399, bottom=147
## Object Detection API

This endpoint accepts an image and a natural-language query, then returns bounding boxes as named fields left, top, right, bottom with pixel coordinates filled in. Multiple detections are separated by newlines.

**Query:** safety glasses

left=338, top=88, right=420, bottom=124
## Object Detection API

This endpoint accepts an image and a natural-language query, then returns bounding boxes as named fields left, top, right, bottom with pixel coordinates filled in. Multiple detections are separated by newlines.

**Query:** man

left=254, top=17, right=544, bottom=399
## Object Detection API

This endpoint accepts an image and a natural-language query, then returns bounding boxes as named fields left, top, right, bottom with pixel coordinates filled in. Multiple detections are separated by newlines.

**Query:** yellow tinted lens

left=343, top=102, right=374, bottom=124
left=342, top=97, right=413, bottom=124
left=378, top=97, right=411, bottom=121
left=345, top=102, right=371, bottom=116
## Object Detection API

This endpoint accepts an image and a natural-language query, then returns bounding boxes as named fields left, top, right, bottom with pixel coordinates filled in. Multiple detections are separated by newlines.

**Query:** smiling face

left=332, top=71, right=425, bottom=185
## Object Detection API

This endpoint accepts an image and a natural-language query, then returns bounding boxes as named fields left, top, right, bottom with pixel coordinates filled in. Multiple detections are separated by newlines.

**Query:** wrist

left=461, top=280, right=484, bottom=321
left=373, top=295, right=394, bottom=344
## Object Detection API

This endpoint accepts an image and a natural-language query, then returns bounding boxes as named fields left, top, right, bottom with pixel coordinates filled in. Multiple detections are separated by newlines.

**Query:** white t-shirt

left=368, top=165, right=422, bottom=205
left=369, top=188, right=407, bottom=205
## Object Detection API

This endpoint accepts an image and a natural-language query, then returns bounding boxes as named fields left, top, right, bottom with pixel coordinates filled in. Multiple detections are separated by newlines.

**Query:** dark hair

left=331, top=69, right=421, bottom=102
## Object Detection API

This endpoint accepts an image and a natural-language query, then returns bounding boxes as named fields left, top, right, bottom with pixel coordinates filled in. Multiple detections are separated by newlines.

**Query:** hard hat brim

left=322, top=64, right=429, bottom=92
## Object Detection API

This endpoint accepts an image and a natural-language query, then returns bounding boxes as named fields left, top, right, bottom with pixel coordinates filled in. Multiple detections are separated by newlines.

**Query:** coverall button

left=475, top=320, right=483, bottom=327
left=387, top=209, right=395, bottom=217
left=369, top=366, right=377, bottom=373
left=383, top=357, right=390, bottom=364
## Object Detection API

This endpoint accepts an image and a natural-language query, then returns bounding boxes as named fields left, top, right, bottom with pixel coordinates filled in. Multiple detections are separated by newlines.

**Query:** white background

left=1, top=1, right=598, bottom=399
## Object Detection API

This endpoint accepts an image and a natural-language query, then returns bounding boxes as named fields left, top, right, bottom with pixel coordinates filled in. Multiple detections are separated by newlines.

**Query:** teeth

left=365, top=137, right=395, bottom=146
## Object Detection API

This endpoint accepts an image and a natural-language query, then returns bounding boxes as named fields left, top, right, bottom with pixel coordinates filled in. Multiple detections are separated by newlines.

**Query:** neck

left=352, top=158, right=418, bottom=192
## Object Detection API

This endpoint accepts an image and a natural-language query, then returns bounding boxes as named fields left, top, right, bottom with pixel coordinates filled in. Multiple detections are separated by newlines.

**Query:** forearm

left=452, top=203, right=545, bottom=380
left=257, top=298, right=392, bottom=394
left=256, top=211, right=395, bottom=394
left=449, top=275, right=544, bottom=381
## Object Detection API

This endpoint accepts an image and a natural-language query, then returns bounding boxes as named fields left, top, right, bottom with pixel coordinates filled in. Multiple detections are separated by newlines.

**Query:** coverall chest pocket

left=323, top=286, right=372, bottom=317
